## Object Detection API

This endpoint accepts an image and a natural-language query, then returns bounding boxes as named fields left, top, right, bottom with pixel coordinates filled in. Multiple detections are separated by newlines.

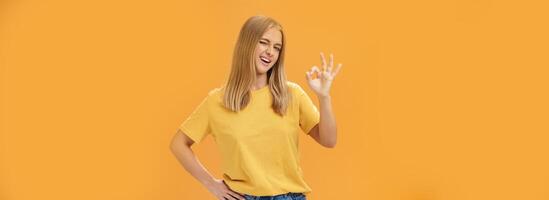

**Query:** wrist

left=317, top=94, right=331, bottom=101
left=201, top=176, right=216, bottom=187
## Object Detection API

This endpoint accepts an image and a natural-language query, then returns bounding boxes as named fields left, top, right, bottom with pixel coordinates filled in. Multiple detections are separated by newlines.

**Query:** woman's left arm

left=306, top=52, right=343, bottom=148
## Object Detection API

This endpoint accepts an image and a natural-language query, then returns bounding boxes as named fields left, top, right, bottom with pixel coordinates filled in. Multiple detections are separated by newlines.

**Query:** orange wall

left=2, top=0, right=549, bottom=199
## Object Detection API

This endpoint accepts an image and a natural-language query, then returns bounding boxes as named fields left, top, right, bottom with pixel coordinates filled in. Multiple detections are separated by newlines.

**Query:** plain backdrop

left=1, top=0, right=548, bottom=199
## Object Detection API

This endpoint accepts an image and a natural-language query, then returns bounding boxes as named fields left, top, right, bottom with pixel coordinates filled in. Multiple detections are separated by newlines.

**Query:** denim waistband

left=243, top=192, right=305, bottom=200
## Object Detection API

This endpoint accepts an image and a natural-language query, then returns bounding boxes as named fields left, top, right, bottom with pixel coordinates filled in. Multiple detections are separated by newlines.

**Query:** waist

left=243, top=192, right=305, bottom=199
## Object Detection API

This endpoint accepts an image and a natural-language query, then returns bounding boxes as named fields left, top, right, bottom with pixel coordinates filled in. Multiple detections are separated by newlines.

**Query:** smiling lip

left=259, top=56, right=272, bottom=66
left=260, top=56, right=271, bottom=63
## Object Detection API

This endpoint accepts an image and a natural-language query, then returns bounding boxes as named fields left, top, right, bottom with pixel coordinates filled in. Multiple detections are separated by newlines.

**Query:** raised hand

left=305, top=52, right=343, bottom=97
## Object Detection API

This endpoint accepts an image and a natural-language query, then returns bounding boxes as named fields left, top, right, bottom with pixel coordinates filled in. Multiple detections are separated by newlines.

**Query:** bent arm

left=170, top=129, right=216, bottom=187
left=308, top=95, right=337, bottom=148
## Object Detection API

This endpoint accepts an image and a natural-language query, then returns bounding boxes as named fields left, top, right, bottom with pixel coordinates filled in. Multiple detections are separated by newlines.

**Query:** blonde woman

left=170, top=15, right=342, bottom=200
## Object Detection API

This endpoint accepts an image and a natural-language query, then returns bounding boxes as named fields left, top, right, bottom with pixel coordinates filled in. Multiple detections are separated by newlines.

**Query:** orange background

left=2, top=0, right=549, bottom=199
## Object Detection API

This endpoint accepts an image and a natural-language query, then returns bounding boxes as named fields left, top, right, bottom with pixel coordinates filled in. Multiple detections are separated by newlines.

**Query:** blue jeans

left=243, top=192, right=306, bottom=200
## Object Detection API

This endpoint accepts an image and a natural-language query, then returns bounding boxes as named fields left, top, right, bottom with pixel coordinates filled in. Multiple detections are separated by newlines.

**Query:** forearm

left=318, top=95, right=337, bottom=147
left=170, top=143, right=216, bottom=187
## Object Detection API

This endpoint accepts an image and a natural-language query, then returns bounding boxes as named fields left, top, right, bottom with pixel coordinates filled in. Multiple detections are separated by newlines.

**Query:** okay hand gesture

left=305, top=52, right=343, bottom=98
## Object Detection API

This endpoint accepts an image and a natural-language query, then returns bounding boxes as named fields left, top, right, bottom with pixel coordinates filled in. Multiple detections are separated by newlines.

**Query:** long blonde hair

left=222, top=15, right=291, bottom=116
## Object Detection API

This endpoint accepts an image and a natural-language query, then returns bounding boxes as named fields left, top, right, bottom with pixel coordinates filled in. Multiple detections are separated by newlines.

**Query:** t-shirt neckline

left=251, top=85, right=269, bottom=94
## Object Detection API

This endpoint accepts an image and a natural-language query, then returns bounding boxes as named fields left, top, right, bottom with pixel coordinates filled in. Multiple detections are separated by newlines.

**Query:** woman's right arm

left=169, top=129, right=245, bottom=200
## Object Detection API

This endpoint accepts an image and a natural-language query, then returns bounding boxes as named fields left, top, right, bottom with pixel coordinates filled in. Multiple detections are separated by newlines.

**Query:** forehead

left=261, top=27, right=282, bottom=44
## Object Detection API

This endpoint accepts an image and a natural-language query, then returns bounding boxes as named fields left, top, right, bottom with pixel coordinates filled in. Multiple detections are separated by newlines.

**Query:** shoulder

left=286, top=81, right=306, bottom=95
left=207, top=87, right=223, bottom=97
left=201, top=85, right=225, bottom=104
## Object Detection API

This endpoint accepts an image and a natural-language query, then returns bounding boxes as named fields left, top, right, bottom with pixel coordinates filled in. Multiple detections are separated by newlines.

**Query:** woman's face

left=254, top=27, right=282, bottom=75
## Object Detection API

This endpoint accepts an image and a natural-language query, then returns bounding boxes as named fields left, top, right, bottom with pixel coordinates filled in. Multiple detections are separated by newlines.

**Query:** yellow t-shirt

left=178, top=81, right=320, bottom=196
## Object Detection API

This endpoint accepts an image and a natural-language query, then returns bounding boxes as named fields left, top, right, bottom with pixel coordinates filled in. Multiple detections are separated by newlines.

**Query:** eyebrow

left=260, top=38, right=282, bottom=47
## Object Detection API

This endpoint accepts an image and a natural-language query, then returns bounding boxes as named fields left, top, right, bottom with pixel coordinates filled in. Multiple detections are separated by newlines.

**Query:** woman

left=170, top=15, right=342, bottom=200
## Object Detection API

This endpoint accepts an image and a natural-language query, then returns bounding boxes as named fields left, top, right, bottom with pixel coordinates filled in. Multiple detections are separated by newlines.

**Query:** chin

left=256, top=65, right=272, bottom=74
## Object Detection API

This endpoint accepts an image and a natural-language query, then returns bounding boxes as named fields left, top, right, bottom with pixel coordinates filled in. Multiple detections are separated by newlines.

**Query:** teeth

left=260, top=57, right=271, bottom=63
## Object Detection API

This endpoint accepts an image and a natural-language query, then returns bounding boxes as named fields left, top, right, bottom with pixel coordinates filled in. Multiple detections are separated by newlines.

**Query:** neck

left=252, top=73, right=268, bottom=90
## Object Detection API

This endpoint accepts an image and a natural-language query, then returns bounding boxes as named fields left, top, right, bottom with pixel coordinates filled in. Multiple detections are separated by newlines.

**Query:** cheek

left=254, top=46, right=263, bottom=56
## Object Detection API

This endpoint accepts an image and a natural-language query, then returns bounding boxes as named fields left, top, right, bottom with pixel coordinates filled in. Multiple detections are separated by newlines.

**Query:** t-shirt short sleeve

left=296, top=84, right=320, bottom=135
left=178, top=95, right=211, bottom=144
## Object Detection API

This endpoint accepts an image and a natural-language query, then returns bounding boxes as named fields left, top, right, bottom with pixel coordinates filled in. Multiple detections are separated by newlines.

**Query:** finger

left=329, top=53, right=334, bottom=69
left=306, top=71, right=312, bottom=80
left=332, top=63, right=343, bottom=76
left=320, top=52, right=327, bottom=69
left=228, top=188, right=243, bottom=196
left=311, top=66, right=321, bottom=79
left=311, top=66, right=321, bottom=74
left=327, top=54, right=334, bottom=74
left=227, top=191, right=245, bottom=200
left=324, top=70, right=331, bottom=79
left=223, top=194, right=238, bottom=200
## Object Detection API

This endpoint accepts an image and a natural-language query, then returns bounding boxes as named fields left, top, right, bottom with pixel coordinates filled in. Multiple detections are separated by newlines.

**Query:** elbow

left=323, top=138, right=337, bottom=148
left=169, top=141, right=178, bottom=153
left=324, top=141, right=336, bottom=148
left=170, top=141, right=190, bottom=155
left=323, top=129, right=337, bottom=148
left=170, top=130, right=194, bottom=153
left=169, top=137, right=183, bottom=153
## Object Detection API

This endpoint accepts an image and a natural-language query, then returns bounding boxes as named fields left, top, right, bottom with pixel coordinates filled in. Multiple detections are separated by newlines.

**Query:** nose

left=265, top=46, right=273, bottom=56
